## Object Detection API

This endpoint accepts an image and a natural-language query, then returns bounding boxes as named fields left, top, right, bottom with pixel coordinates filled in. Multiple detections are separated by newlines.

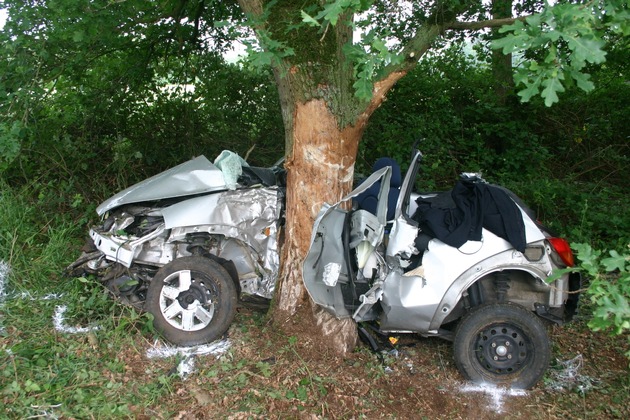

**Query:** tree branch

left=446, top=16, right=528, bottom=31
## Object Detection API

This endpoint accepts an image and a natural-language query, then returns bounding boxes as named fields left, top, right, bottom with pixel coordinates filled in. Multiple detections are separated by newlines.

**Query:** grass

left=0, top=271, right=172, bottom=418
left=0, top=183, right=173, bottom=417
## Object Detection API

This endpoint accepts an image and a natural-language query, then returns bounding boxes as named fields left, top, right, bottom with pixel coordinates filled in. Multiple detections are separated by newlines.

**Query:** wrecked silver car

left=69, top=145, right=579, bottom=389
left=303, top=148, right=581, bottom=389
left=68, top=151, right=285, bottom=346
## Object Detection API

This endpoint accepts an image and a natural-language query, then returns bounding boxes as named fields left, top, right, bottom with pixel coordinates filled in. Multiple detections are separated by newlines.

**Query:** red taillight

left=548, top=237, right=575, bottom=267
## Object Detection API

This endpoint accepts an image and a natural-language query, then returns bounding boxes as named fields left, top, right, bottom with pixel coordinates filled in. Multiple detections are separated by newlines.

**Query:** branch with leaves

left=493, top=0, right=629, bottom=106
left=571, top=243, right=630, bottom=358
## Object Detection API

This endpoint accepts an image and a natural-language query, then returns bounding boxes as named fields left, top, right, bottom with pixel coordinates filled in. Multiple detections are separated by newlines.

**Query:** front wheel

left=453, top=303, right=550, bottom=389
left=145, top=256, right=238, bottom=346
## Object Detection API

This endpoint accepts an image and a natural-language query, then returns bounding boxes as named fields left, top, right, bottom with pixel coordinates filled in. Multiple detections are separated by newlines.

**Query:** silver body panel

left=89, top=155, right=282, bottom=299
left=303, top=151, right=570, bottom=335
left=97, top=156, right=228, bottom=216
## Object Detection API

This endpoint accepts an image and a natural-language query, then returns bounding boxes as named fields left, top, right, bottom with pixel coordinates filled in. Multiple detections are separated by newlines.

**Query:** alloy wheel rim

left=158, top=269, right=216, bottom=331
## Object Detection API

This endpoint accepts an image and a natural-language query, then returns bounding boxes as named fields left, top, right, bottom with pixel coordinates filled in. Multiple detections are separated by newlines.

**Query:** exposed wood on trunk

left=361, top=71, right=408, bottom=121
left=273, top=99, right=365, bottom=353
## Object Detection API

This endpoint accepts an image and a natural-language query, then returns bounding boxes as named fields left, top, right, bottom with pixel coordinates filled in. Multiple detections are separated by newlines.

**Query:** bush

left=0, top=181, right=85, bottom=292
left=571, top=243, right=630, bottom=359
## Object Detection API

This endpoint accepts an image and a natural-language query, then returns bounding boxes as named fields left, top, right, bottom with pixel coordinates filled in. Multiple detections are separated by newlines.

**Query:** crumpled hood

left=96, top=156, right=227, bottom=215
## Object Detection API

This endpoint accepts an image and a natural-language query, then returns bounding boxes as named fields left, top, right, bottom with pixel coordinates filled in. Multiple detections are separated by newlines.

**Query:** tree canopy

left=1, top=0, right=627, bottom=171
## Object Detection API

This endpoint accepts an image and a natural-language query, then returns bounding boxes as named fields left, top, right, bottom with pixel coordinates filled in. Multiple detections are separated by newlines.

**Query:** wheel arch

left=429, top=265, right=551, bottom=331
left=170, top=226, right=279, bottom=299
left=202, top=252, right=242, bottom=295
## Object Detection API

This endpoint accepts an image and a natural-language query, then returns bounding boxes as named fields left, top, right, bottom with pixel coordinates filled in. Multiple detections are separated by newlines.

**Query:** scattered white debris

left=29, top=404, right=62, bottom=420
left=16, top=291, right=35, bottom=300
left=16, top=291, right=63, bottom=300
left=546, top=354, right=597, bottom=393
left=177, top=356, right=197, bottom=379
left=41, top=293, right=63, bottom=300
left=0, top=261, right=9, bottom=334
left=0, top=260, right=9, bottom=303
left=53, top=305, right=101, bottom=334
left=460, top=383, right=527, bottom=413
left=146, top=338, right=232, bottom=359
left=146, top=338, right=231, bottom=379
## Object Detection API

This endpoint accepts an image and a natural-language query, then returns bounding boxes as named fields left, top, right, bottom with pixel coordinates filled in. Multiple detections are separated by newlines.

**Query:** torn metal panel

left=165, top=187, right=282, bottom=299
left=303, top=166, right=391, bottom=318
left=97, top=156, right=227, bottom=215
left=303, top=147, right=577, bottom=343
left=161, top=187, right=280, bottom=232
left=90, top=187, right=282, bottom=299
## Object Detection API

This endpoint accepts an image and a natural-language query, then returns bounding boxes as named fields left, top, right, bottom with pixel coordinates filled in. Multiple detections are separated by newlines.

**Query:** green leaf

left=570, top=70, right=595, bottom=92
left=566, top=36, right=607, bottom=65
left=546, top=30, right=561, bottom=43
left=516, top=82, right=540, bottom=103
left=541, top=73, right=565, bottom=107
left=353, top=75, right=373, bottom=101
left=320, top=1, right=346, bottom=26
left=498, top=18, right=525, bottom=34
left=602, top=250, right=629, bottom=272
left=492, top=33, right=529, bottom=54
left=300, top=11, right=321, bottom=27
left=546, top=267, right=577, bottom=284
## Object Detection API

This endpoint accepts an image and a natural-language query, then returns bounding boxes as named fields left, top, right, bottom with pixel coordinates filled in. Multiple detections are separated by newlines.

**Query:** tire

left=145, top=256, right=238, bottom=346
left=453, top=303, right=550, bottom=389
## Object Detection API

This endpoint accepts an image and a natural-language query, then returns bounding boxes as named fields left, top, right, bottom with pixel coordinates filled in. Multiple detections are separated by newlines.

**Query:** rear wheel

left=145, top=256, right=238, bottom=346
left=453, top=303, right=550, bottom=389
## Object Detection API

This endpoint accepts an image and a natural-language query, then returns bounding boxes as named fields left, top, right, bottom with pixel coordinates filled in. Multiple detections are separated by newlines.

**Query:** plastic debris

left=546, top=354, right=598, bottom=393
left=214, top=150, right=248, bottom=190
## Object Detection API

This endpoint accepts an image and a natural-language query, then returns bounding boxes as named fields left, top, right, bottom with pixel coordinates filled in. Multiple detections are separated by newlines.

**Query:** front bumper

left=90, top=223, right=166, bottom=268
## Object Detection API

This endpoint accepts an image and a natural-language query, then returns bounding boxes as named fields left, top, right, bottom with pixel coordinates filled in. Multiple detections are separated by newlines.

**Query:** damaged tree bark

left=275, top=100, right=365, bottom=353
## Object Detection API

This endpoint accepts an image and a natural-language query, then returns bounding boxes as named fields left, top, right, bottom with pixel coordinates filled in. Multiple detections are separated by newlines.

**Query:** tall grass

left=0, top=181, right=80, bottom=290
left=0, top=181, right=173, bottom=418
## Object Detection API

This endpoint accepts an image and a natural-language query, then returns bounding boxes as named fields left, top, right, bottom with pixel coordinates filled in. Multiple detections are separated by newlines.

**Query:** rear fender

left=429, top=256, right=564, bottom=331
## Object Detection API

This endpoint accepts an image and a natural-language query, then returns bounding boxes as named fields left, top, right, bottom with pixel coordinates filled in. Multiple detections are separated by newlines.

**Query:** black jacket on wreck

left=412, top=178, right=527, bottom=253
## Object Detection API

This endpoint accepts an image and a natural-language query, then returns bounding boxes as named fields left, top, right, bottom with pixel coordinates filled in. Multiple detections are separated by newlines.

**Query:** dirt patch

left=122, top=306, right=629, bottom=419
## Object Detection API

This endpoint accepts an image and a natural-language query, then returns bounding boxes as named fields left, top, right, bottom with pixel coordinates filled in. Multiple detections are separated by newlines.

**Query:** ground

left=1, top=278, right=628, bottom=419
left=125, top=305, right=628, bottom=419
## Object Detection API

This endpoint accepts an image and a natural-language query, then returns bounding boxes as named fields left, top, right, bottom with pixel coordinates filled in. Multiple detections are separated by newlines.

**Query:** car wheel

left=145, top=256, right=238, bottom=346
left=453, top=302, right=550, bottom=389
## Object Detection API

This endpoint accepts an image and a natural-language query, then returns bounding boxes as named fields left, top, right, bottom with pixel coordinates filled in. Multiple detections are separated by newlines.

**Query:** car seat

left=355, top=157, right=402, bottom=221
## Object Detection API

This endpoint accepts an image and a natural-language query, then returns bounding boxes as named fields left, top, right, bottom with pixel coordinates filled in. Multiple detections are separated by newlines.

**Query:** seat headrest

left=372, top=157, right=402, bottom=187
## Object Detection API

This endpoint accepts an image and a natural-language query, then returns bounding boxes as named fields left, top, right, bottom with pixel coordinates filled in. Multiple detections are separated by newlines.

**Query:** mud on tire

left=145, top=256, right=238, bottom=346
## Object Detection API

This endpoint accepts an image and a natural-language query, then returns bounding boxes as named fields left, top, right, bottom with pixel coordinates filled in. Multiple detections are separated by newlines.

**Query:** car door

left=302, top=166, right=391, bottom=318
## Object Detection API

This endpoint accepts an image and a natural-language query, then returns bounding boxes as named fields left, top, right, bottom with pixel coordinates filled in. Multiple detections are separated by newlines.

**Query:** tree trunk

left=236, top=0, right=437, bottom=355
left=273, top=98, right=367, bottom=353
left=492, top=0, right=514, bottom=105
